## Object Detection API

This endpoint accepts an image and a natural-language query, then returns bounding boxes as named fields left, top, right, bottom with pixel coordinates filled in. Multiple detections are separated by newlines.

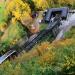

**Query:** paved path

left=55, top=14, right=75, bottom=41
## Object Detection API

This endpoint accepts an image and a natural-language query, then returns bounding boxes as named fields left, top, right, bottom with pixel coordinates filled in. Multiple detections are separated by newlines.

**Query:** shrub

left=32, top=0, right=49, bottom=10
left=6, top=0, right=31, bottom=22
left=0, top=22, right=27, bottom=53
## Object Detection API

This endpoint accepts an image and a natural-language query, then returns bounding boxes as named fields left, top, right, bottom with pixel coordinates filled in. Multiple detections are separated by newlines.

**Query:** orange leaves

left=36, top=42, right=50, bottom=55
left=38, top=50, right=55, bottom=66
left=36, top=43, right=55, bottom=66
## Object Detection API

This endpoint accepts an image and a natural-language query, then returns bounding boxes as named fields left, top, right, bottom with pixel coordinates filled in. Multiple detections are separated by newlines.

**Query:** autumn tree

left=32, top=0, right=49, bottom=10
left=6, top=0, right=32, bottom=25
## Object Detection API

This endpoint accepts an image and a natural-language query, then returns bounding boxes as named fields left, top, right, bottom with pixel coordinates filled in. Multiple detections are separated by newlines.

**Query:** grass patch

left=0, top=22, right=27, bottom=53
left=40, top=23, right=47, bottom=31
left=64, top=27, right=75, bottom=39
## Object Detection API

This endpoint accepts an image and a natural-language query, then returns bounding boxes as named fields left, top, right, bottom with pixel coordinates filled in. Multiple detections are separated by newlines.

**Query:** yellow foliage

left=0, top=23, right=7, bottom=32
left=6, top=0, right=31, bottom=23
left=21, top=11, right=32, bottom=23
left=11, top=38, right=18, bottom=45
left=52, top=38, right=75, bottom=48
left=63, top=55, right=75, bottom=70
left=33, top=0, right=49, bottom=10
left=58, top=0, right=75, bottom=5
left=11, top=18, right=17, bottom=24
left=13, top=64, right=24, bottom=75
left=12, top=11, right=21, bottom=20
left=33, top=0, right=75, bottom=9
left=0, top=61, right=24, bottom=75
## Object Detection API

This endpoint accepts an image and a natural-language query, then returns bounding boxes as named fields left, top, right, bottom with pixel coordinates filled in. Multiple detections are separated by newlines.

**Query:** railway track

left=0, top=7, right=71, bottom=64
left=0, top=20, right=60, bottom=64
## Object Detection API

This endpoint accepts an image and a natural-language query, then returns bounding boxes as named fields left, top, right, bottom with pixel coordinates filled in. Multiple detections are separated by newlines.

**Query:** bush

left=32, top=0, right=49, bottom=10
left=0, top=22, right=27, bottom=53
left=0, top=2, right=8, bottom=32
left=6, top=0, right=31, bottom=22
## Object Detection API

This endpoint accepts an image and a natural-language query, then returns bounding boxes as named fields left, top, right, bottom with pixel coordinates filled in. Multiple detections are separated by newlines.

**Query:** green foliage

left=0, top=22, right=27, bottom=53
left=40, top=23, right=47, bottom=30
left=0, top=2, right=7, bottom=22
left=0, top=0, right=75, bottom=75
left=65, top=27, right=75, bottom=38
left=0, top=2, right=8, bottom=32
left=0, top=35, right=75, bottom=75
left=0, top=61, right=25, bottom=75
left=25, top=0, right=36, bottom=11
left=0, top=41, right=10, bottom=53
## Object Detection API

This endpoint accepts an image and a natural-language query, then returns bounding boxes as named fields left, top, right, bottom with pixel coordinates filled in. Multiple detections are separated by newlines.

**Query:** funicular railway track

left=0, top=7, right=70, bottom=64
left=0, top=20, right=60, bottom=64
left=18, top=20, right=60, bottom=52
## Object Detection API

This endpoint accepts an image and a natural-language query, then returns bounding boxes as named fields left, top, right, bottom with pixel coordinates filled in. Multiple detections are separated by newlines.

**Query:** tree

left=32, top=0, right=49, bottom=10
left=25, top=0, right=36, bottom=11
left=6, top=0, right=31, bottom=23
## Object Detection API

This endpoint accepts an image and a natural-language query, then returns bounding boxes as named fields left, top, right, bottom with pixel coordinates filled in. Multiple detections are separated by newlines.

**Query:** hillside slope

left=0, top=27, right=75, bottom=75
